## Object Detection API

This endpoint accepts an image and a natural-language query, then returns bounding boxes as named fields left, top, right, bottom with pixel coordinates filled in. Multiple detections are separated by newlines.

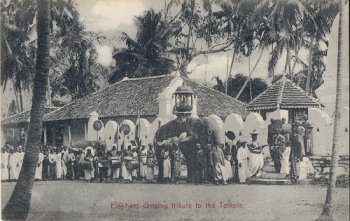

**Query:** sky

left=74, top=0, right=349, bottom=88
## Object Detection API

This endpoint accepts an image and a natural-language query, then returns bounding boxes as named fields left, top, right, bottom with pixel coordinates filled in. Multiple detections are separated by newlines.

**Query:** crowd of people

left=268, top=114, right=315, bottom=183
left=0, top=131, right=267, bottom=185
left=1, top=114, right=314, bottom=185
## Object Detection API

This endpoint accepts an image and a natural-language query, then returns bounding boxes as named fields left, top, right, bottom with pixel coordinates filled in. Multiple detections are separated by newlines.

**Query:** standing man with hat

left=210, top=143, right=226, bottom=185
left=302, top=114, right=313, bottom=156
left=247, top=130, right=267, bottom=177
left=194, top=143, right=206, bottom=185
left=139, top=144, right=148, bottom=181
left=236, top=138, right=251, bottom=183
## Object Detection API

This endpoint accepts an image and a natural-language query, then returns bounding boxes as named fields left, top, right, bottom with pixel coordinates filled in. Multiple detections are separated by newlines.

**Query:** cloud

left=87, top=0, right=146, bottom=31
left=97, top=45, right=113, bottom=66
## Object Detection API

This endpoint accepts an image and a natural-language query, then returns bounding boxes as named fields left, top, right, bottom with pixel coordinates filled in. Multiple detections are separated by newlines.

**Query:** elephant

left=154, top=116, right=225, bottom=183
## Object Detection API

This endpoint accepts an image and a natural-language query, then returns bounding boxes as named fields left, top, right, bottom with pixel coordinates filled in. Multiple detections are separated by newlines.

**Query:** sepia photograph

left=0, top=0, right=349, bottom=220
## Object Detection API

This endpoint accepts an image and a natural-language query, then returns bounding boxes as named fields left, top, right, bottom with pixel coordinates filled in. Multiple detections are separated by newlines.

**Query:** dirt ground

left=1, top=181, right=349, bottom=221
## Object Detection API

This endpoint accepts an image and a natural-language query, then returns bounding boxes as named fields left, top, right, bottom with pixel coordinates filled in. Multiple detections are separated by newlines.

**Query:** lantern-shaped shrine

left=173, top=83, right=195, bottom=117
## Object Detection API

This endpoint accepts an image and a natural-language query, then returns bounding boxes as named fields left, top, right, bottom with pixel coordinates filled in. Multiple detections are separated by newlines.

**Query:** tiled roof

left=43, top=75, right=246, bottom=122
left=1, top=107, right=58, bottom=125
left=246, top=76, right=320, bottom=111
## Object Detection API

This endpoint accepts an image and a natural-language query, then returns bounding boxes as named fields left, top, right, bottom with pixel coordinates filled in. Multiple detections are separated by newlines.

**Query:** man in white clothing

left=1, top=147, right=9, bottom=181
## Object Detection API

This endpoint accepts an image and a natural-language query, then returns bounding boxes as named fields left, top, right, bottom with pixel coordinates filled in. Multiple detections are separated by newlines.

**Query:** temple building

left=1, top=72, right=246, bottom=148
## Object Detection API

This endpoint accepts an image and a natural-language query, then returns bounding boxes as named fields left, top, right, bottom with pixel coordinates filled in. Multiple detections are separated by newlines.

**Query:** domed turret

left=173, top=82, right=195, bottom=116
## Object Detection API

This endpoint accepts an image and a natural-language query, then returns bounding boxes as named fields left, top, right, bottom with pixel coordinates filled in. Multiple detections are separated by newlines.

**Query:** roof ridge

left=43, top=79, right=130, bottom=119
left=183, top=77, right=246, bottom=106
left=122, top=74, right=173, bottom=81
left=283, top=77, right=320, bottom=105
left=276, top=77, right=286, bottom=108
left=247, top=80, right=279, bottom=106
left=1, top=110, right=30, bottom=121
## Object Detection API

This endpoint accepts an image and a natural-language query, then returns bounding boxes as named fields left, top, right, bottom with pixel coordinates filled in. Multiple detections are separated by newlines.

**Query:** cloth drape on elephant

left=173, top=149, right=183, bottom=179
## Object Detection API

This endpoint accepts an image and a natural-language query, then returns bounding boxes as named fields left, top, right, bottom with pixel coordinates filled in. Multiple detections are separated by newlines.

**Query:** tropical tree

left=319, top=0, right=345, bottom=219
left=1, top=0, right=37, bottom=112
left=2, top=0, right=50, bottom=220
left=262, top=0, right=339, bottom=94
left=1, top=0, right=103, bottom=111
left=213, top=74, right=268, bottom=103
left=109, top=9, right=175, bottom=84
left=50, top=20, right=107, bottom=100
left=164, top=0, right=235, bottom=76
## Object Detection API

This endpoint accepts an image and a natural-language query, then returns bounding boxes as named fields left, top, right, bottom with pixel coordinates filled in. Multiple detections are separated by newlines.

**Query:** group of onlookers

left=268, top=114, right=315, bottom=183
left=1, top=145, right=25, bottom=181
left=1, top=114, right=314, bottom=184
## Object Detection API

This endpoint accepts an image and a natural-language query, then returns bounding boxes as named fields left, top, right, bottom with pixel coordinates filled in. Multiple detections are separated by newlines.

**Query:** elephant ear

left=202, top=117, right=225, bottom=144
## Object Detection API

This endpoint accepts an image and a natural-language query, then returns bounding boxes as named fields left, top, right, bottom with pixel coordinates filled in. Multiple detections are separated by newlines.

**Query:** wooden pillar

left=68, top=122, right=72, bottom=146
left=52, top=126, right=56, bottom=146
left=43, top=125, right=47, bottom=146
left=84, top=122, right=87, bottom=140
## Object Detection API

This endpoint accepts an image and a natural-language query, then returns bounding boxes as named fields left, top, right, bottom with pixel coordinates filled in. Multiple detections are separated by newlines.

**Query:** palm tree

left=2, top=0, right=50, bottom=219
left=109, top=9, right=175, bottom=84
left=319, top=0, right=345, bottom=220
left=304, top=0, right=339, bottom=94
left=1, top=0, right=82, bottom=112
left=260, top=0, right=314, bottom=78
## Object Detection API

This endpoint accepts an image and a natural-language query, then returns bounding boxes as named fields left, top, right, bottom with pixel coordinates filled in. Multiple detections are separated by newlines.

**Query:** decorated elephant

left=154, top=116, right=225, bottom=183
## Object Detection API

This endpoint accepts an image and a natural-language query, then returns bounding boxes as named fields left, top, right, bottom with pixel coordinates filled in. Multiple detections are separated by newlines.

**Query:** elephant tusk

left=179, top=135, right=193, bottom=142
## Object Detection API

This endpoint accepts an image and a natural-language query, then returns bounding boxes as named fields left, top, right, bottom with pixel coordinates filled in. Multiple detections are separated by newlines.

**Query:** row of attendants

left=1, top=123, right=315, bottom=184
left=1, top=142, right=157, bottom=183
left=0, top=130, right=265, bottom=185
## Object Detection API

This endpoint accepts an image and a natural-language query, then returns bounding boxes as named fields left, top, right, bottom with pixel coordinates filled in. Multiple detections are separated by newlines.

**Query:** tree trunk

left=12, top=80, right=21, bottom=113
left=305, top=37, right=314, bottom=95
left=185, top=0, right=195, bottom=72
left=319, top=0, right=344, bottom=220
left=18, top=81, right=24, bottom=112
left=235, top=48, right=264, bottom=99
left=2, top=0, right=50, bottom=220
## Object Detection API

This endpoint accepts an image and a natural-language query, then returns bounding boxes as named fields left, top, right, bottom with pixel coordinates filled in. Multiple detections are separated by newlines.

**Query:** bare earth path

left=1, top=181, right=349, bottom=221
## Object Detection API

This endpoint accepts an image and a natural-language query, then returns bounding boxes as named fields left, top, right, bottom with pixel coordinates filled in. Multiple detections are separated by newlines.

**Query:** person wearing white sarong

left=131, top=146, right=138, bottom=179
left=161, top=145, right=171, bottom=181
left=111, top=152, right=122, bottom=181
left=55, top=148, right=62, bottom=179
left=122, top=144, right=132, bottom=182
left=1, top=148, right=9, bottom=181
left=237, top=140, right=251, bottom=183
left=17, top=146, right=25, bottom=176
left=280, top=130, right=291, bottom=175
left=247, top=130, right=266, bottom=177
left=139, top=145, right=147, bottom=180
left=35, top=151, right=45, bottom=180
left=210, top=144, right=227, bottom=185
left=61, top=146, right=68, bottom=179
left=80, top=149, right=94, bottom=182
left=9, top=149, right=20, bottom=180
left=48, top=149, right=56, bottom=180
left=222, top=144, right=233, bottom=182
left=146, top=144, right=156, bottom=183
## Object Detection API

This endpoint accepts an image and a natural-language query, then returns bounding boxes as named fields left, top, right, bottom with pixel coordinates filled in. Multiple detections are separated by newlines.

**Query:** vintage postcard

left=1, top=0, right=349, bottom=220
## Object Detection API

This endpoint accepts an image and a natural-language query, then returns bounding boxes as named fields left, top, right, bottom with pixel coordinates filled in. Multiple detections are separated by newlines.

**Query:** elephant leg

left=186, top=152, right=195, bottom=183
left=156, top=151, right=164, bottom=183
